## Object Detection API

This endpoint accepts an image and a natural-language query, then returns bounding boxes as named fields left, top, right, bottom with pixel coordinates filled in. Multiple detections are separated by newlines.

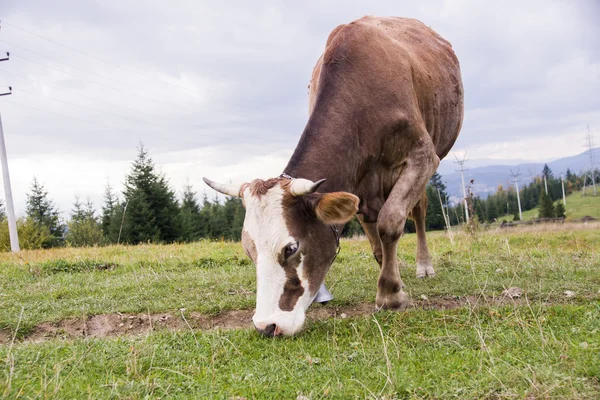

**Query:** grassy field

left=1, top=224, right=599, bottom=398
left=510, top=189, right=600, bottom=221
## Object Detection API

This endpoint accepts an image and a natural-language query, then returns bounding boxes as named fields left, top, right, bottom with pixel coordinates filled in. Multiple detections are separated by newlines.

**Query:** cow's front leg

left=375, top=145, right=439, bottom=311
left=357, top=214, right=382, bottom=266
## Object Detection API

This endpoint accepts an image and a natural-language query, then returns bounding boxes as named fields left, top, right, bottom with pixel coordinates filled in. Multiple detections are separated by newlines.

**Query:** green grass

left=1, top=305, right=599, bottom=398
left=510, top=189, right=600, bottom=221
left=1, top=227, right=599, bottom=335
left=1, top=226, right=599, bottom=398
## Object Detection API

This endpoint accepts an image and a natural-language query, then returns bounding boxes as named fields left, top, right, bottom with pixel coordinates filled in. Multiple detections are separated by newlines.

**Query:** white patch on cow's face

left=242, top=184, right=314, bottom=336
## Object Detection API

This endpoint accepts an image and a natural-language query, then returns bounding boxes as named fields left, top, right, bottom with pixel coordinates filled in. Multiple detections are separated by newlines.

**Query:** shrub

left=0, top=218, right=52, bottom=251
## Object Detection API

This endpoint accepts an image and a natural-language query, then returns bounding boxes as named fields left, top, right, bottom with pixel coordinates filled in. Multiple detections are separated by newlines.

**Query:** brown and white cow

left=204, top=16, right=463, bottom=336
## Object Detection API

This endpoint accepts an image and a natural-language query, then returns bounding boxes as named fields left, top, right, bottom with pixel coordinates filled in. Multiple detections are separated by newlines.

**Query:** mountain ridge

left=438, top=148, right=598, bottom=202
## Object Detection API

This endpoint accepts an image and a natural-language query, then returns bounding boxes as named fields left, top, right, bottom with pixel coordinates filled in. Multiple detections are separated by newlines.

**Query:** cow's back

left=308, top=16, right=463, bottom=160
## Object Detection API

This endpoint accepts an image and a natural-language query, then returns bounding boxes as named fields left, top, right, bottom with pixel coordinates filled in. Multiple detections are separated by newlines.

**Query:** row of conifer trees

left=1, top=146, right=596, bottom=250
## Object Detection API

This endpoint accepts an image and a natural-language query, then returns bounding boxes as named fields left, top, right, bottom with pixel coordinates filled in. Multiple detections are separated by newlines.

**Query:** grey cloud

left=0, top=0, right=598, bottom=184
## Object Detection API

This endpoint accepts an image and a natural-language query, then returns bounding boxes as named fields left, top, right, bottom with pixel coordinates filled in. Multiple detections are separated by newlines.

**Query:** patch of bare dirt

left=0, top=329, right=11, bottom=344
left=0, top=295, right=573, bottom=344
left=26, top=312, right=183, bottom=343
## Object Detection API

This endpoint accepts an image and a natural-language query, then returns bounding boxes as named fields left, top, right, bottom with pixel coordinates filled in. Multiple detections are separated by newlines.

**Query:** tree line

left=0, top=145, right=597, bottom=251
left=0, top=145, right=246, bottom=250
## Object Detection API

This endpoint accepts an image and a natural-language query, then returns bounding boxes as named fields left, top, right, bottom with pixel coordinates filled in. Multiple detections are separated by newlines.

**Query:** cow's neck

left=284, top=107, right=357, bottom=194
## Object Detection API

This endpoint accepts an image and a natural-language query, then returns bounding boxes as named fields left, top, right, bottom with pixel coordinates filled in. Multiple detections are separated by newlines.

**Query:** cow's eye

left=284, top=242, right=299, bottom=259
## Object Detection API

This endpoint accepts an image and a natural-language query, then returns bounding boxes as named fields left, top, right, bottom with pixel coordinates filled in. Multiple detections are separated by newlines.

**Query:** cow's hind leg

left=410, top=192, right=436, bottom=278
left=376, top=143, right=439, bottom=310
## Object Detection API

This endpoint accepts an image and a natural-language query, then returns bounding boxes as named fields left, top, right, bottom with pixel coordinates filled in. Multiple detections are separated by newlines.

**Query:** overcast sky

left=0, top=0, right=599, bottom=217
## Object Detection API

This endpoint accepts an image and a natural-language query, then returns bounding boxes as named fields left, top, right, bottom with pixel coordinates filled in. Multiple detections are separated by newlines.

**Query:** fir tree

left=25, top=177, right=65, bottom=247
left=538, top=193, right=555, bottom=218
left=207, top=194, right=227, bottom=239
left=541, top=164, right=553, bottom=179
left=473, top=196, right=486, bottom=223
left=554, top=202, right=566, bottom=218
left=101, top=183, right=121, bottom=242
left=223, top=197, right=245, bottom=241
left=66, top=197, right=103, bottom=247
left=425, top=185, right=445, bottom=230
left=178, top=184, right=203, bottom=242
left=119, top=144, right=180, bottom=244
left=342, top=217, right=364, bottom=237
left=485, top=198, right=499, bottom=222
left=429, top=172, right=449, bottom=204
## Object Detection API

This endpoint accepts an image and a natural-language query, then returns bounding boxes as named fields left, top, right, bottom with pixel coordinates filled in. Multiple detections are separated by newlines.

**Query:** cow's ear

left=313, top=192, right=359, bottom=224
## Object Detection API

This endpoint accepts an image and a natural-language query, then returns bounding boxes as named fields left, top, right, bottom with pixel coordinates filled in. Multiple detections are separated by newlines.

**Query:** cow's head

left=203, top=176, right=359, bottom=336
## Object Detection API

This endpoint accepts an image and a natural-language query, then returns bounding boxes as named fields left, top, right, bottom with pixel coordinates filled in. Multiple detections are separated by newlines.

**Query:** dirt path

left=0, top=295, right=568, bottom=344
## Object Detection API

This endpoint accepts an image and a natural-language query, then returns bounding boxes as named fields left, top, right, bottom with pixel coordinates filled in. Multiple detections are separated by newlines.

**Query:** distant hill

left=438, top=148, right=598, bottom=202
left=509, top=189, right=600, bottom=221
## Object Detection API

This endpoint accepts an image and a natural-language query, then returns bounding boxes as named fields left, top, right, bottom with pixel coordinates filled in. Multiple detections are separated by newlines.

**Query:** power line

left=6, top=95, right=276, bottom=146
left=0, top=39, right=250, bottom=120
left=0, top=67, right=178, bottom=121
left=12, top=53, right=213, bottom=116
left=7, top=97, right=150, bottom=136
left=8, top=54, right=269, bottom=135
left=14, top=87, right=251, bottom=141
left=15, top=86, right=187, bottom=134
left=0, top=19, right=258, bottom=111
left=2, top=40, right=180, bottom=100
left=1, top=69, right=248, bottom=138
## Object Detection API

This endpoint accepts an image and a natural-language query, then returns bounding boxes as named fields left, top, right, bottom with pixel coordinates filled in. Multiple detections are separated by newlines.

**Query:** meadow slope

left=1, top=224, right=599, bottom=398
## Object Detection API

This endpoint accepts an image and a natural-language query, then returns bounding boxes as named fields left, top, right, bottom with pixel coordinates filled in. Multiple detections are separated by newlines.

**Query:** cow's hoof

left=375, top=290, right=410, bottom=311
left=416, top=262, right=436, bottom=278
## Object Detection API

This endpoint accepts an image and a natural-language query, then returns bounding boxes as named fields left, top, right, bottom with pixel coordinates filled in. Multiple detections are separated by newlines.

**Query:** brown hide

left=289, top=16, right=463, bottom=223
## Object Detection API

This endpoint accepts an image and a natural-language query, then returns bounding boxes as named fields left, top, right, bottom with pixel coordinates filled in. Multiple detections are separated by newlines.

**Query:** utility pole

left=561, top=175, right=566, bottom=205
left=544, top=175, right=548, bottom=195
left=0, top=46, right=19, bottom=251
left=0, top=95, right=19, bottom=252
left=454, top=153, right=469, bottom=224
left=510, top=168, right=523, bottom=221
left=583, top=125, right=597, bottom=196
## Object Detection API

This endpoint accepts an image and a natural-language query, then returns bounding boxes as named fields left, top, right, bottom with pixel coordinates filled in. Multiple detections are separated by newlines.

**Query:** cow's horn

left=290, top=178, right=326, bottom=197
left=203, top=177, right=244, bottom=198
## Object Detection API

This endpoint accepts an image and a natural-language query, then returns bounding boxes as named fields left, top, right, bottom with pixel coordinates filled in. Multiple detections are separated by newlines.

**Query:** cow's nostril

left=257, top=323, right=277, bottom=337
left=264, top=323, right=276, bottom=336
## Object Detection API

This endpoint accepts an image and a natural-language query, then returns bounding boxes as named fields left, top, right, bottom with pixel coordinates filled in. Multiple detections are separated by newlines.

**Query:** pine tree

left=66, top=197, right=103, bottom=247
left=101, top=183, right=121, bottom=242
left=178, top=184, right=203, bottom=242
left=542, top=164, right=553, bottom=179
left=223, top=197, right=245, bottom=240
left=429, top=172, right=449, bottom=204
left=0, top=199, right=5, bottom=220
left=554, top=202, right=566, bottom=218
left=566, top=168, right=574, bottom=183
left=119, top=144, right=180, bottom=244
left=485, top=197, right=499, bottom=222
left=425, top=185, right=445, bottom=230
left=473, top=196, right=486, bottom=223
left=538, top=193, right=556, bottom=218
left=342, top=217, right=364, bottom=237
left=25, top=177, right=65, bottom=247
left=207, top=194, right=227, bottom=239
